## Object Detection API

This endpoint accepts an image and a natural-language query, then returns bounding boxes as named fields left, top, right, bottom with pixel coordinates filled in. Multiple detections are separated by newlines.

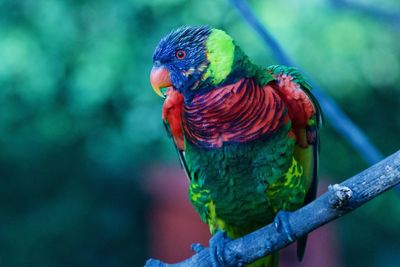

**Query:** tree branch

left=145, top=150, right=400, bottom=266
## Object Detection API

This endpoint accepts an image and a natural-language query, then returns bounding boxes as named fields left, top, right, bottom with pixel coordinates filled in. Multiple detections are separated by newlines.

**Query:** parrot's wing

left=293, top=127, right=319, bottom=261
left=162, top=89, right=191, bottom=180
left=267, top=65, right=323, bottom=128
left=163, top=121, right=190, bottom=180
left=268, top=65, right=323, bottom=261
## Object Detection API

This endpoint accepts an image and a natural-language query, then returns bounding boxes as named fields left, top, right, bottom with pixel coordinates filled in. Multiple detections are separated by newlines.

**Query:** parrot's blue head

left=151, top=26, right=236, bottom=98
left=151, top=26, right=211, bottom=97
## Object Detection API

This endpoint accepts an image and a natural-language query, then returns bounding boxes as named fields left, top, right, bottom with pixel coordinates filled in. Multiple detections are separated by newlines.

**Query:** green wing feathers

left=268, top=65, right=322, bottom=260
left=267, top=65, right=322, bottom=197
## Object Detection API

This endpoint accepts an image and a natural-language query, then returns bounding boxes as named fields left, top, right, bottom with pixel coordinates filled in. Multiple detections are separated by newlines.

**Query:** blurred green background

left=0, top=0, right=399, bottom=266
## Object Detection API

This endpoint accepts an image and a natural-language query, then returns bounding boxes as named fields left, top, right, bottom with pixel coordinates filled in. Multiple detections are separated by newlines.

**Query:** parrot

left=150, top=26, right=322, bottom=267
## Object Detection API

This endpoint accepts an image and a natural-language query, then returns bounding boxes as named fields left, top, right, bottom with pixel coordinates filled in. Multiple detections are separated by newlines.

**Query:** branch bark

left=145, top=150, right=400, bottom=267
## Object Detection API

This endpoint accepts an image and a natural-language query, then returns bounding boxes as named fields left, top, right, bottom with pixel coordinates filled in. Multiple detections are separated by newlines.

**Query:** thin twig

left=330, top=0, right=400, bottom=26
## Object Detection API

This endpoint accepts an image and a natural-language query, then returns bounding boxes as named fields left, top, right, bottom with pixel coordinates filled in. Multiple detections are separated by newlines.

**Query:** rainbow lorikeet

left=150, top=26, right=322, bottom=267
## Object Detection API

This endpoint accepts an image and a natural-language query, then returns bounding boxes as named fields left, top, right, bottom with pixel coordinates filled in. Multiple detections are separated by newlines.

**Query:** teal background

left=1, top=0, right=399, bottom=266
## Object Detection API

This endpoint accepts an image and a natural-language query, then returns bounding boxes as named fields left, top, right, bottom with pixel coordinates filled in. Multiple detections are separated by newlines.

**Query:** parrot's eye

left=176, top=49, right=186, bottom=60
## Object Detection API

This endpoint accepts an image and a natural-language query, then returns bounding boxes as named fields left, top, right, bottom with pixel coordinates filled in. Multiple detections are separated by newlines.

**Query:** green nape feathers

left=203, top=28, right=275, bottom=89
left=203, top=29, right=235, bottom=84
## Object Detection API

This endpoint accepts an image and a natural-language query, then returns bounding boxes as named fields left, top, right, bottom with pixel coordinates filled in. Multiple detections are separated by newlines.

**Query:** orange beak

left=150, top=66, right=172, bottom=98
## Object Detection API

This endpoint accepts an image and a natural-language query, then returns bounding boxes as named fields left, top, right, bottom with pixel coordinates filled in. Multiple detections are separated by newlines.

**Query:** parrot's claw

left=274, top=210, right=295, bottom=242
left=209, top=231, right=231, bottom=267
left=144, top=258, right=167, bottom=267
left=191, top=243, right=205, bottom=253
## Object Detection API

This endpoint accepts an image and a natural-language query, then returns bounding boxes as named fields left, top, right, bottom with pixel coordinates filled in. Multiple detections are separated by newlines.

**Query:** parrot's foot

left=191, top=243, right=205, bottom=253
left=144, top=258, right=167, bottom=267
left=274, top=210, right=295, bottom=242
left=209, top=231, right=231, bottom=267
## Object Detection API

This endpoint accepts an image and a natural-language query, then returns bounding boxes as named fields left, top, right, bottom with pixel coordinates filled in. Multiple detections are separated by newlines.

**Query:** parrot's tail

left=246, top=252, right=279, bottom=267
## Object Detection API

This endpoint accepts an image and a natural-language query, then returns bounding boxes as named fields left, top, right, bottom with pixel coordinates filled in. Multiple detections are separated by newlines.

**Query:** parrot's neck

left=228, top=45, right=275, bottom=86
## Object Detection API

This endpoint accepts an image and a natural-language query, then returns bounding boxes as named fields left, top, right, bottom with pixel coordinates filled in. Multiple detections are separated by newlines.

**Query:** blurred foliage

left=0, top=0, right=399, bottom=266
